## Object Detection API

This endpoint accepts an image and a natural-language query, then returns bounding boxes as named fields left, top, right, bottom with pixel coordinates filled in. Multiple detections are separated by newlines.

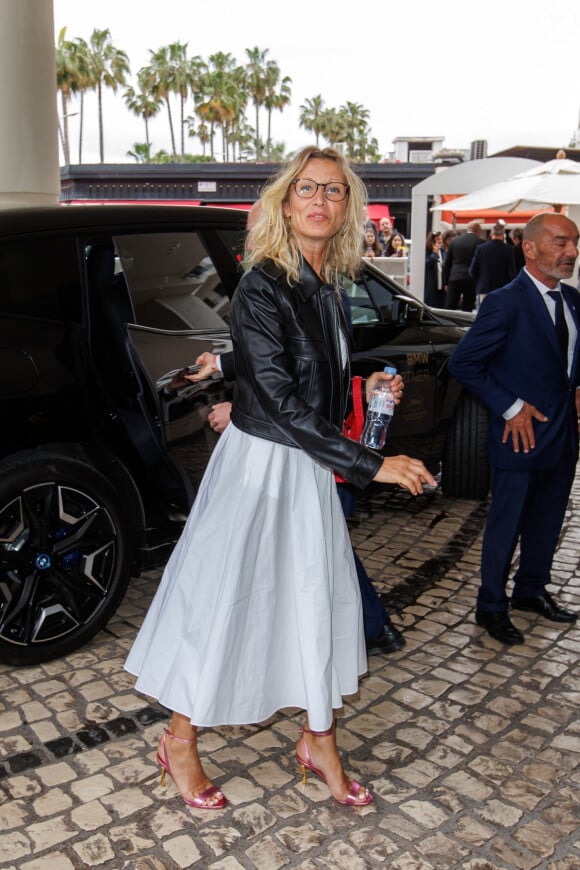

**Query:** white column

left=410, top=190, right=427, bottom=300
left=0, top=0, right=60, bottom=208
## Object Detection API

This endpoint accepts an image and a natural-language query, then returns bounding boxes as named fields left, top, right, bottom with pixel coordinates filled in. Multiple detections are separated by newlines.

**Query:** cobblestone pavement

left=1, top=472, right=579, bottom=870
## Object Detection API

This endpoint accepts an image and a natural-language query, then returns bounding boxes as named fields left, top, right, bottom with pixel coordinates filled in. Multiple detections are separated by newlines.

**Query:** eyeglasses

left=291, top=178, right=350, bottom=202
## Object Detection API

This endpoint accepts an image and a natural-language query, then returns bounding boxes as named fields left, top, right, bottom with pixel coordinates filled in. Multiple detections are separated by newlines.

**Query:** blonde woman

left=125, top=146, right=435, bottom=810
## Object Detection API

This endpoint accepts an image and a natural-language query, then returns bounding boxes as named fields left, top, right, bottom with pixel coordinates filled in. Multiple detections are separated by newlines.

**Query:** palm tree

left=339, top=102, right=370, bottom=158
left=299, top=95, right=326, bottom=147
left=55, top=27, right=77, bottom=165
left=71, top=37, right=92, bottom=164
left=195, top=53, right=244, bottom=161
left=319, top=107, right=347, bottom=147
left=124, top=70, right=161, bottom=148
left=245, top=47, right=269, bottom=160
left=87, top=28, right=130, bottom=163
left=165, top=42, right=196, bottom=159
left=264, top=64, right=291, bottom=159
left=141, top=47, right=177, bottom=158
left=127, top=142, right=153, bottom=163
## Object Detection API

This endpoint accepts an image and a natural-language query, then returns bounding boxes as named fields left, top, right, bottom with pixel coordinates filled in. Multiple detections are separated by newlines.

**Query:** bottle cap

left=383, top=366, right=397, bottom=375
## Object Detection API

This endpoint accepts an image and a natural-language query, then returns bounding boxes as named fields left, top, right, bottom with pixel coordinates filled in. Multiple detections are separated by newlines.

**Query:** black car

left=0, top=205, right=487, bottom=665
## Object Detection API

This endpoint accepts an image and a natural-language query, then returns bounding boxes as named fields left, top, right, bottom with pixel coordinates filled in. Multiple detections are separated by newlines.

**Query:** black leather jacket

left=229, top=258, right=383, bottom=490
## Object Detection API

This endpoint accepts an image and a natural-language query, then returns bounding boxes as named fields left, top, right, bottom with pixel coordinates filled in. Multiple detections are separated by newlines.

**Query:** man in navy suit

left=449, top=213, right=579, bottom=645
left=469, top=222, right=517, bottom=305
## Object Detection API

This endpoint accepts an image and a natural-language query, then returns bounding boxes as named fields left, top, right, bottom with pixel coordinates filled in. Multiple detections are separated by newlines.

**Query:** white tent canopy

left=409, top=157, right=540, bottom=299
left=431, top=158, right=580, bottom=214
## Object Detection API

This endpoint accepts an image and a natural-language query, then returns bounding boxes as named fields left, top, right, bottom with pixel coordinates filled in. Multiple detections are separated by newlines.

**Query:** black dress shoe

left=366, top=617, right=405, bottom=656
left=475, top=610, right=525, bottom=645
left=511, top=591, right=577, bottom=623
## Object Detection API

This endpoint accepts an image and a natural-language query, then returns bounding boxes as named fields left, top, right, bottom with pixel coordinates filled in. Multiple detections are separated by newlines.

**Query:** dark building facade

left=60, top=161, right=435, bottom=238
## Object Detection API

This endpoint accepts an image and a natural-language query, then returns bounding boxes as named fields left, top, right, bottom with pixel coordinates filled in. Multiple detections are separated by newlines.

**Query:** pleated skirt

left=125, top=423, right=367, bottom=731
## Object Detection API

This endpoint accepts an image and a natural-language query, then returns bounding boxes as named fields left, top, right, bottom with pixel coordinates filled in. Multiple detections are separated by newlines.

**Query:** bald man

left=449, top=214, right=580, bottom=644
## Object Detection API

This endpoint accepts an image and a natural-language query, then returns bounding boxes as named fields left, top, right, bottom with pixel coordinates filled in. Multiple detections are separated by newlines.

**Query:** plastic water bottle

left=360, top=366, right=396, bottom=450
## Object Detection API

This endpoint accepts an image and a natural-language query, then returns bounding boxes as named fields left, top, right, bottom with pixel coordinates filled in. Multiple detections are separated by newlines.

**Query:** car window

left=341, top=276, right=380, bottom=325
left=111, top=231, right=230, bottom=331
left=0, top=237, right=82, bottom=322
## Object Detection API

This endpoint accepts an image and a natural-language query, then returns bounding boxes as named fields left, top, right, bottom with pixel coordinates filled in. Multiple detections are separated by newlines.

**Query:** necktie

left=547, top=290, right=569, bottom=362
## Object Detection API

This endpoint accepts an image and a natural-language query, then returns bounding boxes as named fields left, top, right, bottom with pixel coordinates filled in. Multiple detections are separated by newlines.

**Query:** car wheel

left=441, top=395, right=490, bottom=499
left=0, top=451, right=133, bottom=665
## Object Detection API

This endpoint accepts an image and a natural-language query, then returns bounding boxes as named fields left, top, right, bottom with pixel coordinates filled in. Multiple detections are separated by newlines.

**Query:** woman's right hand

left=373, top=455, right=436, bottom=495
left=182, top=351, right=218, bottom=383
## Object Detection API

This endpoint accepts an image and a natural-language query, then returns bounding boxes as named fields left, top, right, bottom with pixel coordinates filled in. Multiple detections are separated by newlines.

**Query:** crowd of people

left=362, top=216, right=407, bottom=259
left=425, top=218, right=525, bottom=311
left=125, top=145, right=579, bottom=813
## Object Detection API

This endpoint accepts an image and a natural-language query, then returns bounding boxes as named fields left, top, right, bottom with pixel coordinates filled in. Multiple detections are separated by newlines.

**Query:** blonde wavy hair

left=245, top=146, right=367, bottom=285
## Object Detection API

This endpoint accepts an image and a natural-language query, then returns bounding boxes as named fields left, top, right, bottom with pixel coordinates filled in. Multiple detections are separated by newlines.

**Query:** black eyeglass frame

left=291, top=178, right=350, bottom=202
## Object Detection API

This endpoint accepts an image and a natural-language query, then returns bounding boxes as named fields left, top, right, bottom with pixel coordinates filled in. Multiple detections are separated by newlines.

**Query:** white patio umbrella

left=432, top=157, right=580, bottom=214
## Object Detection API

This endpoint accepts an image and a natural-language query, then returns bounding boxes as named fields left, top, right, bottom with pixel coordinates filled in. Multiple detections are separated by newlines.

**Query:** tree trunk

left=165, top=96, right=176, bottom=158
left=98, top=81, right=104, bottom=163
left=60, top=91, right=70, bottom=165
left=78, top=92, right=85, bottom=164
left=254, top=102, right=260, bottom=161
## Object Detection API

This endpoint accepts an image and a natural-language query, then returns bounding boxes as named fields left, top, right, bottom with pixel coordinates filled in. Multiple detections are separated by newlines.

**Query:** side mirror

left=394, top=295, right=423, bottom=324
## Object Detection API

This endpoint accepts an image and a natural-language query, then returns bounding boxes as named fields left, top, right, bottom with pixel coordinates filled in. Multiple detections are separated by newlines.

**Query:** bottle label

left=369, top=391, right=394, bottom=413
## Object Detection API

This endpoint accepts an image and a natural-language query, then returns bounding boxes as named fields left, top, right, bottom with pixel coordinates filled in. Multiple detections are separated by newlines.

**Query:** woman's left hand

left=366, top=371, right=404, bottom=405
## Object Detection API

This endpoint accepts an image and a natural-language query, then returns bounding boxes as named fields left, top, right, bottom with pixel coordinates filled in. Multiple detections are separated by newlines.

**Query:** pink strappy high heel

left=157, top=728, right=227, bottom=810
left=295, top=723, right=373, bottom=807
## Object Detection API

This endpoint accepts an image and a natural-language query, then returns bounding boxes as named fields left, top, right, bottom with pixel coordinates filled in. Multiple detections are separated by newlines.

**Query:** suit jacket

left=513, top=242, right=525, bottom=271
left=469, top=239, right=517, bottom=297
left=443, top=231, right=485, bottom=285
left=448, top=270, right=580, bottom=470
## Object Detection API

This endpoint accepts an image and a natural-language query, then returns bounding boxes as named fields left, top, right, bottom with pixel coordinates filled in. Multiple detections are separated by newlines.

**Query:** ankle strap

left=164, top=727, right=195, bottom=743
left=302, top=723, right=335, bottom=737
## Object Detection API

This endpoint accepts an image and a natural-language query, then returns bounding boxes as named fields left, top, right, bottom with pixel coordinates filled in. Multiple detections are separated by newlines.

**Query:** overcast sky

left=54, top=0, right=580, bottom=165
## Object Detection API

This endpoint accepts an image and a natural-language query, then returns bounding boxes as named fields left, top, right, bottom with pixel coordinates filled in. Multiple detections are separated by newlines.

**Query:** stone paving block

left=109, top=821, right=157, bottom=856
left=27, top=815, right=77, bottom=851
left=99, top=784, right=154, bottom=818
left=19, top=854, right=77, bottom=870
left=442, top=771, right=494, bottom=801
left=32, top=787, right=73, bottom=817
left=391, top=759, right=443, bottom=788
left=72, top=832, right=116, bottom=866
left=149, top=804, right=192, bottom=838
left=382, top=850, right=436, bottom=869
left=36, top=761, right=76, bottom=788
left=70, top=772, right=114, bottom=803
left=477, top=799, right=524, bottom=828
left=391, top=687, right=433, bottom=710
left=541, top=799, right=580, bottom=834
left=488, top=836, right=539, bottom=870
left=0, top=710, right=22, bottom=732
left=219, top=775, right=264, bottom=806
left=513, top=818, right=562, bottom=860
left=415, top=831, right=470, bottom=866
left=4, top=774, right=42, bottom=800
left=208, top=858, right=246, bottom=870
left=0, top=830, right=32, bottom=863
left=394, top=726, right=435, bottom=751
left=245, top=834, right=291, bottom=870
left=70, top=798, right=113, bottom=831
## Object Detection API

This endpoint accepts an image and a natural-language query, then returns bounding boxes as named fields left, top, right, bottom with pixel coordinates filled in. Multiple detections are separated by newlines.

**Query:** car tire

left=0, top=451, right=133, bottom=666
left=441, top=395, right=490, bottom=499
